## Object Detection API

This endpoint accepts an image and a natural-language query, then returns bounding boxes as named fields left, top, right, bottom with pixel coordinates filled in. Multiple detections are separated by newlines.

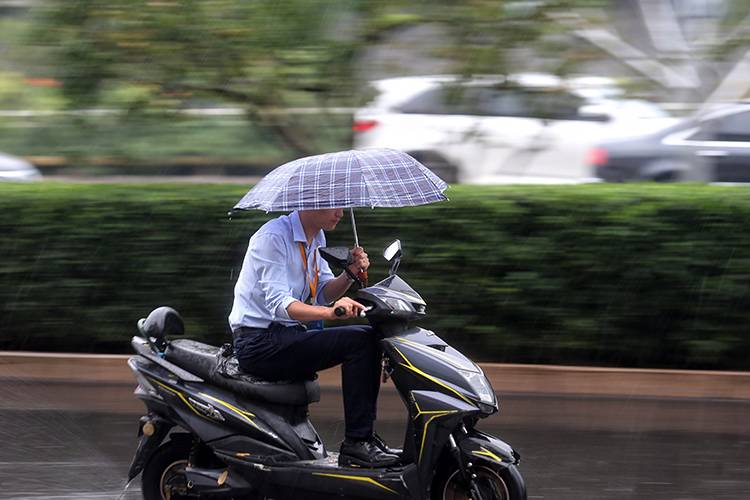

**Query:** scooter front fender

left=458, top=430, right=527, bottom=500
left=459, top=429, right=521, bottom=468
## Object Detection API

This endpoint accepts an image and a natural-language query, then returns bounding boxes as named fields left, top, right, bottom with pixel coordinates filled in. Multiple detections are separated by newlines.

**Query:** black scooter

left=127, top=240, right=526, bottom=500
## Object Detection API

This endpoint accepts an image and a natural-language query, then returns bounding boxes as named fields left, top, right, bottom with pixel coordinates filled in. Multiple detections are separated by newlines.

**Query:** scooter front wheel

left=432, top=463, right=525, bottom=500
left=141, top=439, right=194, bottom=500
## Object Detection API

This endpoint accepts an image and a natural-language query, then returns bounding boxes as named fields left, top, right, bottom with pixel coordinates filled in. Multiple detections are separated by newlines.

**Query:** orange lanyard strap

left=297, top=242, right=319, bottom=304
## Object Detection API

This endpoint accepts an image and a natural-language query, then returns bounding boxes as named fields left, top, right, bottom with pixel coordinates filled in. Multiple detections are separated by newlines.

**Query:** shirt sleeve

left=314, top=232, right=337, bottom=305
left=315, top=251, right=337, bottom=305
left=250, top=233, right=297, bottom=320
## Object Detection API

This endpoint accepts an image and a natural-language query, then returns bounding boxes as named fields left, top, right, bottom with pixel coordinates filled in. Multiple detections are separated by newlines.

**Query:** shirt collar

left=290, top=210, right=323, bottom=247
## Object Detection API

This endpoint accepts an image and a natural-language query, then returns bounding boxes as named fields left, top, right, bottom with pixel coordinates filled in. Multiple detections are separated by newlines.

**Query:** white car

left=353, top=75, right=677, bottom=183
left=0, top=153, right=41, bottom=181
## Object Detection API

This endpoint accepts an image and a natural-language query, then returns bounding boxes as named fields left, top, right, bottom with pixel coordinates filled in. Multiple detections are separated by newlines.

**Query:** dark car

left=591, top=103, right=750, bottom=182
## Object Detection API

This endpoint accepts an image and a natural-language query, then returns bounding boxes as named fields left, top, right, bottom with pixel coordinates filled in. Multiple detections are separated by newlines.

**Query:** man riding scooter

left=127, top=149, right=526, bottom=499
left=228, top=207, right=399, bottom=468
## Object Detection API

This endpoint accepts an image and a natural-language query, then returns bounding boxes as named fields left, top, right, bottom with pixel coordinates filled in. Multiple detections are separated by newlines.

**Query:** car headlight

left=458, top=368, right=496, bottom=406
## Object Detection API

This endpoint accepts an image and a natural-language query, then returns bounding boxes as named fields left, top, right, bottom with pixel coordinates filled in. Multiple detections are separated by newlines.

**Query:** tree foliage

left=27, top=0, right=574, bottom=156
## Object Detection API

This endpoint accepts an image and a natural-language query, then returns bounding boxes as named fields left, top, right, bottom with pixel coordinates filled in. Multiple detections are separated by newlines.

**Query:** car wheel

left=652, top=171, right=678, bottom=182
left=642, top=160, right=709, bottom=183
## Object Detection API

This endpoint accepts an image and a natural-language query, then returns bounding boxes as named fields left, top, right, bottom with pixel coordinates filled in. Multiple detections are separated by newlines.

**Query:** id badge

left=307, top=320, right=324, bottom=331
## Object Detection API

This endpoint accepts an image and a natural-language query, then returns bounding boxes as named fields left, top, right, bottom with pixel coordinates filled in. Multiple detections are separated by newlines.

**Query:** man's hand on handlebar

left=330, top=297, right=367, bottom=320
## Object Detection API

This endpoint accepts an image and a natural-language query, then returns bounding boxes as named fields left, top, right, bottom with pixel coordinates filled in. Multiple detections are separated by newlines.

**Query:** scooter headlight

left=458, top=369, right=496, bottom=406
left=383, top=296, right=416, bottom=312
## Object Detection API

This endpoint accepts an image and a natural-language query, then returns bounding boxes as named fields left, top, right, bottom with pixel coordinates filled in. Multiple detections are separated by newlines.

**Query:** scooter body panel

left=383, top=328, right=488, bottom=411
left=132, top=356, right=316, bottom=462
left=407, top=390, right=480, bottom=483
left=129, top=259, right=526, bottom=499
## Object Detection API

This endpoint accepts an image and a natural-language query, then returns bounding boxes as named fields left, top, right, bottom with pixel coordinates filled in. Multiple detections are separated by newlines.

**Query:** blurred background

left=1, top=1, right=750, bottom=499
left=0, top=0, right=749, bottom=182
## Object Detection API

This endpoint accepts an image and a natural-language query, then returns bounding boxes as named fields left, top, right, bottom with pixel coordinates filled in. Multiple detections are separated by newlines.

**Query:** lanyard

left=297, top=242, right=319, bottom=304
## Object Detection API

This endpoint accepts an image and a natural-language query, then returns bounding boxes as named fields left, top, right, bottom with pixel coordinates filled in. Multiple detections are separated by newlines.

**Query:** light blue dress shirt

left=228, top=211, right=336, bottom=331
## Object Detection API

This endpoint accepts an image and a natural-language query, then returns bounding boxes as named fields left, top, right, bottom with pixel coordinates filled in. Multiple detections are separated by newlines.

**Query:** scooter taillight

left=128, top=357, right=158, bottom=396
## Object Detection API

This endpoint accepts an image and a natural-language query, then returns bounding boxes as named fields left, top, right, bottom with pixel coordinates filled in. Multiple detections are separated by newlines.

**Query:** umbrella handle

left=357, top=270, right=368, bottom=287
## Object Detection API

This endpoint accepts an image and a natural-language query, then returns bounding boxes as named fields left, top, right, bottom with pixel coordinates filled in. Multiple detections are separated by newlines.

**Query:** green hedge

left=1, top=183, right=749, bottom=370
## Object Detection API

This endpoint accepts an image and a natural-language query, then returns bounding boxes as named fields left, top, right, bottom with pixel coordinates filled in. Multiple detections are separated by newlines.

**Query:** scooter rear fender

left=127, top=415, right=175, bottom=480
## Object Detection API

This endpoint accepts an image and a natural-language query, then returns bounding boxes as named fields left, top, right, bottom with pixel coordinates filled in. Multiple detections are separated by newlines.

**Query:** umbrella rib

left=352, top=150, right=375, bottom=208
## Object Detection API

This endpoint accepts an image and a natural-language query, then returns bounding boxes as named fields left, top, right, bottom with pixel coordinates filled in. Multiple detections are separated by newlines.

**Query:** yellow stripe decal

left=198, top=392, right=260, bottom=430
left=150, top=378, right=206, bottom=419
left=412, top=398, right=458, bottom=463
left=418, top=411, right=455, bottom=463
left=471, top=447, right=504, bottom=463
left=149, top=379, right=259, bottom=430
left=393, top=346, right=472, bottom=405
left=312, top=473, right=397, bottom=494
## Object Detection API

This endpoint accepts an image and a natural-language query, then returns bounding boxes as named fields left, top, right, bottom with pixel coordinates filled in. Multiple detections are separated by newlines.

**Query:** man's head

left=299, top=208, right=344, bottom=233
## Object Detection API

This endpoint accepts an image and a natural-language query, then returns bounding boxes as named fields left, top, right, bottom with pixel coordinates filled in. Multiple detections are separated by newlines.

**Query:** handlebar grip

left=334, top=306, right=346, bottom=317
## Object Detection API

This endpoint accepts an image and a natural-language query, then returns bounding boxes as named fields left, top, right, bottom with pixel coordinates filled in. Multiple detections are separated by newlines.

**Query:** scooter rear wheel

left=142, top=439, right=194, bottom=500
left=432, top=464, right=525, bottom=500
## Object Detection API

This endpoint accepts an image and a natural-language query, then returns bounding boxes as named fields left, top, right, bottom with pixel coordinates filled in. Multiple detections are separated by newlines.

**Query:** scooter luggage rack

left=130, top=336, right=204, bottom=383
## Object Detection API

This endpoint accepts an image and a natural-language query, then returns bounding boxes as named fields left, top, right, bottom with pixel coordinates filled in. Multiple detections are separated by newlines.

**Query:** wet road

left=0, top=384, right=748, bottom=499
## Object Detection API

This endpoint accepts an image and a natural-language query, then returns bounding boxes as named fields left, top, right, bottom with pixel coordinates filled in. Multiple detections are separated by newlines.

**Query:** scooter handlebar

left=334, top=306, right=371, bottom=318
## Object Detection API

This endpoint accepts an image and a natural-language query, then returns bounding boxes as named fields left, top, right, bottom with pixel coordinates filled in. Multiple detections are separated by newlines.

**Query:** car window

left=479, top=88, right=531, bottom=117
left=522, top=90, right=585, bottom=120
left=399, top=85, right=586, bottom=120
left=691, top=110, right=750, bottom=142
left=399, top=86, right=485, bottom=115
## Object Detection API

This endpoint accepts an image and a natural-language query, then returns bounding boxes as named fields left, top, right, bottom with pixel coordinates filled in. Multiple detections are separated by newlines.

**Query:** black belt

left=232, top=326, right=269, bottom=339
left=233, top=322, right=307, bottom=339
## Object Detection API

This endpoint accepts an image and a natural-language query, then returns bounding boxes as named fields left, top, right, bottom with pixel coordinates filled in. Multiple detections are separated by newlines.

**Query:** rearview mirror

left=384, top=240, right=401, bottom=261
left=383, top=240, right=402, bottom=276
left=319, top=247, right=352, bottom=271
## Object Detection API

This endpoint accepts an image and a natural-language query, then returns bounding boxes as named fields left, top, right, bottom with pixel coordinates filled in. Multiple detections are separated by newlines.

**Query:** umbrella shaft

left=350, top=208, right=359, bottom=248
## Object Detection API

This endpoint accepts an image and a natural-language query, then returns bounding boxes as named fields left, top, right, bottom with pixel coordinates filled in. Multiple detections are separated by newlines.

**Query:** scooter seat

left=165, top=339, right=320, bottom=406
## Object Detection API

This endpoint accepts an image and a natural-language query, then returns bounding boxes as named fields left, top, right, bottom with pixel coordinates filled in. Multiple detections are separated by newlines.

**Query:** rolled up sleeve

left=251, top=233, right=297, bottom=320
left=315, top=257, right=336, bottom=305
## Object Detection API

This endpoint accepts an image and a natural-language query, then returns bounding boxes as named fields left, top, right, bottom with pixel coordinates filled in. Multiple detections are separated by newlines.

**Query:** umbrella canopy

left=233, top=148, right=448, bottom=212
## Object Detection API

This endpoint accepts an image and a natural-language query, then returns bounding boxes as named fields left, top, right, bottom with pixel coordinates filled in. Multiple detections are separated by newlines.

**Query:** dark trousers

left=233, top=323, right=381, bottom=441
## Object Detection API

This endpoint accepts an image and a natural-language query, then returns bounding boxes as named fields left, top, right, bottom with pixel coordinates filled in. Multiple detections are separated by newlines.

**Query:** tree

left=27, top=0, right=574, bottom=157
left=546, top=0, right=750, bottom=107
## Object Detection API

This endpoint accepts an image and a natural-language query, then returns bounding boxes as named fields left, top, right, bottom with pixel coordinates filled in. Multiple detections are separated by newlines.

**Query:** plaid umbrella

left=232, top=148, right=448, bottom=212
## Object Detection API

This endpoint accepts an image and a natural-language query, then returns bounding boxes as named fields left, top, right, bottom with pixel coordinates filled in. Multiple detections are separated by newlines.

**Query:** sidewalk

left=2, top=351, right=749, bottom=400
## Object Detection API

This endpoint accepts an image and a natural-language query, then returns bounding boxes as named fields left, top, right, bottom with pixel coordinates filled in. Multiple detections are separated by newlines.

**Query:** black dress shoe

left=339, top=438, right=399, bottom=468
left=372, top=432, right=403, bottom=457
